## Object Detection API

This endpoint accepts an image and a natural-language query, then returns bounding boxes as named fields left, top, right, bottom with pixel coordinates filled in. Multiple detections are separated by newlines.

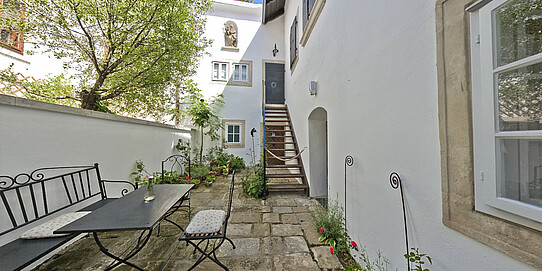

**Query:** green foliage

left=241, top=163, right=265, bottom=198
left=404, top=248, right=432, bottom=271
left=190, top=166, right=210, bottom=180
left=315, top=202, right=349, bottom=254
left=0, top=0, right=211, bottom=117
left=0, top=66, right=79, bottom=107
left=131, top=160, right=149, bottom=186
left=175, top=139, right=192, bottom=159
left=183, top=92, right=224, bottom=163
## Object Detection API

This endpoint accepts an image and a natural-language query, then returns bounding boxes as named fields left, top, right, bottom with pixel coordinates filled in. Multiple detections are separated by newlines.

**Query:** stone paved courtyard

left=35, top=173, right=343, bottom=270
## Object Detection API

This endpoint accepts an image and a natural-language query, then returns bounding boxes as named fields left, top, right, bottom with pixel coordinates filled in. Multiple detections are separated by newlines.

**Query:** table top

left=55, top=184, right=193, bottom=233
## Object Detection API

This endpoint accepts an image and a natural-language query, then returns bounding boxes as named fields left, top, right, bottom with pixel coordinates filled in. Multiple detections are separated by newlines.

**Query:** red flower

left=319, top=228, right=323, bottom=234
left=186, top=176, right=190, bottom=179
left=350, top=241, right=358, bottom=249
left=330, top=247, right=334, bottom=255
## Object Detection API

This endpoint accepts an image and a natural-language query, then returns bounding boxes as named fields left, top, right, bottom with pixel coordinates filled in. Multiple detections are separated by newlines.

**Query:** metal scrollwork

left=121, top=188, right=129, bottom=197
left=0, top=173, right=32, bottom=190
left=389, top=172, right=400, bottom=189
left=389, top=172, right=410, bottom=271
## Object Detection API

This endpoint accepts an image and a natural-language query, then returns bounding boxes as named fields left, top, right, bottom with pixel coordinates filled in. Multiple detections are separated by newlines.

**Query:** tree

left=0, top=0, right=210, bottom=118
left=184, top=92, right=223, bottom=164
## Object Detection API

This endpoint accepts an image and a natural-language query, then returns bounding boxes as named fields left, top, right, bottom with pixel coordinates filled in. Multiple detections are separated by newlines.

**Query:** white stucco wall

left=281, top=0, right=537, bottom=270
left=190, top=0, right=284, bottom=164
left=0, top=96, right=188, bottom=179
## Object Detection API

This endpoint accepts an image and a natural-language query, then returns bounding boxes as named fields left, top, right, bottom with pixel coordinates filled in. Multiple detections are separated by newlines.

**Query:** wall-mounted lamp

left=272, top=43, right=279, bottom=57
left=309, top=80, right=317, bottom=95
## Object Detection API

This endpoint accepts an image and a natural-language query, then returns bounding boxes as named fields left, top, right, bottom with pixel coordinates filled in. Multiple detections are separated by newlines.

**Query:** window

left=0, top=0, right=24, bottom=54
left=471, top=0, right=542, bottom=227
left=226, top=123, right=241, bottom=144
left=222, top=120, right=245, bottom=148
left=290, top=17, right=298, bottom=69
left=303, top=0, right=316, bottom=28
left=229, top=60, right=252, bottom=87
left=233, top=63, right=248, bottom=82
left=212, top=62, right=228, bottom=81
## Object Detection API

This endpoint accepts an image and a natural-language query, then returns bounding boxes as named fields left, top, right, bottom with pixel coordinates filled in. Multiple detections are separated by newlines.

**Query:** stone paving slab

left=301, top=221, right=324, bottom=246
left=273, top=253, right=320, bottom=271
left=272, top=224, right=303, bottom=236
left=228, top=223, right=253, bottom=237
left=252, top=223, right=270, bottom=237
left=281, top=213, right=299, bottom=224
left=230, top=212, right=261, bottom=223
left=263, top=212, right=281, bottom=223
left=311, top=246, right=343, bottom=270
left=35, top=174, right=345, bottom=271
left=216, top=238, right=260, bottom=257
left=285, top=236, right=309, bottom=254
left=273, top=206, right=294, bottom=214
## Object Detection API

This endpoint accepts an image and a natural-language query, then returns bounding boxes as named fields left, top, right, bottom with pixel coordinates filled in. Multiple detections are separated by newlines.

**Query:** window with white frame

left=212, top=62, right=228, bottom=81
left=232, top=63, right=249, bottom=82
left=471, top=0, right=542, bottom=227
left=225, top=122, right=242, bottom=144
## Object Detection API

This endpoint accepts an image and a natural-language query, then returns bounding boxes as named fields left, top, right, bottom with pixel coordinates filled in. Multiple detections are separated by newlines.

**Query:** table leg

left=158, top=195, right=189, bottom=235
left=93, top=230, right=152, bottom=271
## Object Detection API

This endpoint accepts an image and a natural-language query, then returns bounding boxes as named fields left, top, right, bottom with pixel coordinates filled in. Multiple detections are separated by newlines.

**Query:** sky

left=254, top=0, right=263, bottom=3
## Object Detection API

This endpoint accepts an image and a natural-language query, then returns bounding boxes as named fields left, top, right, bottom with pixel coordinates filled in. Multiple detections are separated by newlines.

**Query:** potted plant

left=212, top=166, right=223, bottom=176
left=189, top=178, right=201, bottom=189
left=205, top=175, right=215, bottom=186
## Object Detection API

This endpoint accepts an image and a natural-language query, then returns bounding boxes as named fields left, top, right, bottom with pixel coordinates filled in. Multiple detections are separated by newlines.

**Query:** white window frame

left=471, top=0, right=542, bottom=230
left=225, top=122, right=242, bottom=145
left=212, top=61, right=228, bottom=81
left=232, top=63, right=249, bottom=83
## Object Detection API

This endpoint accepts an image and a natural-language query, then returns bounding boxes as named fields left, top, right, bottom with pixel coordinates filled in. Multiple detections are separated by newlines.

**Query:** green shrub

left=315, top=202, right=349, bottom=254
left=241, top=164, right=266, bottom=198
left=191, top=166, right=210, bottom=180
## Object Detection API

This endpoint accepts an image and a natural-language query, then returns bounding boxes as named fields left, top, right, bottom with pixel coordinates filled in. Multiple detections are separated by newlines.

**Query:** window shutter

left=290, top=17, right=297, bottom=68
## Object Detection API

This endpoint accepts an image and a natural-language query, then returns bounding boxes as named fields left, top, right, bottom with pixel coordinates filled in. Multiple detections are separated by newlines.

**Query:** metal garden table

left=55, top=184, right=193, bottom=271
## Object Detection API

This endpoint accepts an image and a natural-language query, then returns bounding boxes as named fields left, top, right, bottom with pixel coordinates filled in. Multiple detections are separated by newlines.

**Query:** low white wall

left=0, top=94, right=189, bottom=243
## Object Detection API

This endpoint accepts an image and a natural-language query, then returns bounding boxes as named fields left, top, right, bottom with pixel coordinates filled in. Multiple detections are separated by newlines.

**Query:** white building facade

left=190, top=0, right=285, bottom=164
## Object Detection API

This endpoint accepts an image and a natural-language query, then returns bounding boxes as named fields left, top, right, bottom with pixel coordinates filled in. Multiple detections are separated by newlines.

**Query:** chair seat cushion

left=185, top=210, right=226, bottom=234
left=20, top=212, right=91, bottom=239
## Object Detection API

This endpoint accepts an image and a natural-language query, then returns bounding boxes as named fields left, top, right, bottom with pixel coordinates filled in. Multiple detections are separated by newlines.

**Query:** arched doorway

left=308, top=107, right=328, bottom=202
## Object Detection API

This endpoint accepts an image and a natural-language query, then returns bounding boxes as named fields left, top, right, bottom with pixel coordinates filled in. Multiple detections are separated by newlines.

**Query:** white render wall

left=282, top=0, right=536, bottom=270
left=0, top=95, right=188, bottom=180
left=190, top=0, right=285, bottom=163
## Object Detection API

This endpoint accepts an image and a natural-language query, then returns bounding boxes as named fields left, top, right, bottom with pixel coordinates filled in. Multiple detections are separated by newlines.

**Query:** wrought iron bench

left=0, top=163, right=136, bottom=271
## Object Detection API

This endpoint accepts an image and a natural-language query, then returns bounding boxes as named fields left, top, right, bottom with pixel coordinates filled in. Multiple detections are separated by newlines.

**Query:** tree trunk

left=80, top=90, right=98, bottom=110
left=199, top=125, right=204, bottom=164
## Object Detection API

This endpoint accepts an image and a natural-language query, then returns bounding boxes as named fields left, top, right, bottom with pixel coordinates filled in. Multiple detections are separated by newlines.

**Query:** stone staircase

left=264, top=104, right=309, bottom=195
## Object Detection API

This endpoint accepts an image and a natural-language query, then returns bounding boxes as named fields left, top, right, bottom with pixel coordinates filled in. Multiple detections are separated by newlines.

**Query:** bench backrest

left=0, top=163, right=105, bottom=236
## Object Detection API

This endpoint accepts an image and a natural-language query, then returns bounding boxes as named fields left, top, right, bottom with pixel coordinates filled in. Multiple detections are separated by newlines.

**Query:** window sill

left=221, top=46, right=239, bottom=52
left=300, top=0, right=326, bottom=47
left=228, top=81, right=252, bottom=87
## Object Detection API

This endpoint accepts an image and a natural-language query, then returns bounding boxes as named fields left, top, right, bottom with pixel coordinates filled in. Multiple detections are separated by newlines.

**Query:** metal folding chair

left=178, top=172, right=236, bottom=270
left=157, top=154, right=191, bottom=236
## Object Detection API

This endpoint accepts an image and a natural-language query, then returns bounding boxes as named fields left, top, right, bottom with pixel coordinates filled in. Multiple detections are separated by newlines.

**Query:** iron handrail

left=262, top=79, right=268, bottom=199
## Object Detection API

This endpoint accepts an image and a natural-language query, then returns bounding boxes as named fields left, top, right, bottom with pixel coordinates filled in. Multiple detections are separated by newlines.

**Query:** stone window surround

left=222, top=119, right=245, bottom=148
left=436, top=0, right=542, bottom=269
left=228, top=60, right=253, bottom=87
left=300, top=0, right=326, bottom=47
left=210, top=60, right=253, bottom=87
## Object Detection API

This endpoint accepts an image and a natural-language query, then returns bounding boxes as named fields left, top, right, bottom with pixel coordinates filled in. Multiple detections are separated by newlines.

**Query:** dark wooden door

left=265, top=63, right=285, bottom=104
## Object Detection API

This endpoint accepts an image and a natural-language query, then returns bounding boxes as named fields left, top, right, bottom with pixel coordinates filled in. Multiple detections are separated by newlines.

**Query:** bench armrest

left=100, top=179, right=138, bottom=198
